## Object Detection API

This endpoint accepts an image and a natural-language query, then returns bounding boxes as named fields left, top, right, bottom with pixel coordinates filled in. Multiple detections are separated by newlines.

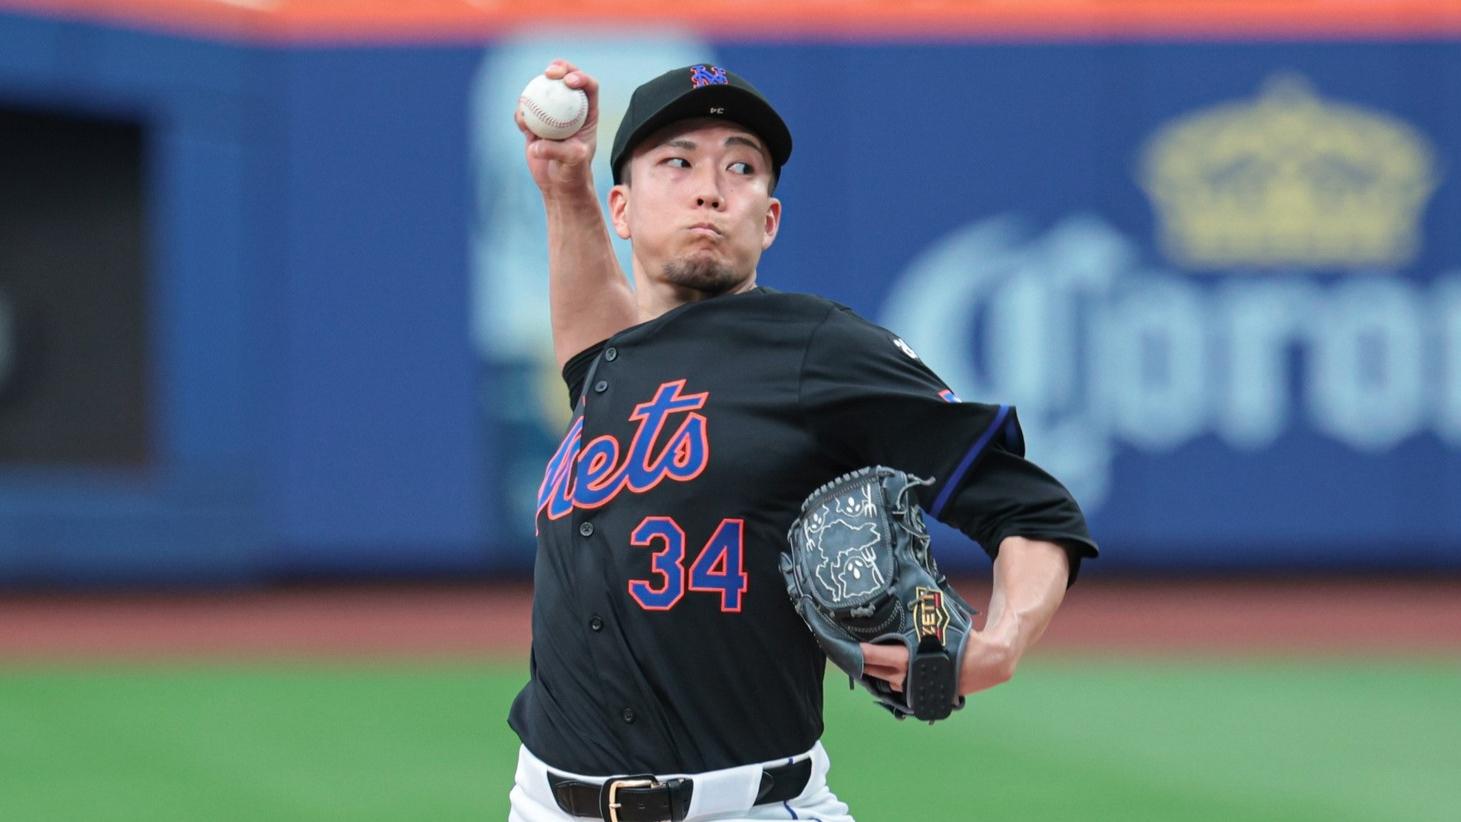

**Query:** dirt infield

left=1, top=577, right=1458, bottom=661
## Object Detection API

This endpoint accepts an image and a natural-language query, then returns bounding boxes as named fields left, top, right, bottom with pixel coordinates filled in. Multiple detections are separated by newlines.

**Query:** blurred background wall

left=2, top=0, right=1460, bottom=587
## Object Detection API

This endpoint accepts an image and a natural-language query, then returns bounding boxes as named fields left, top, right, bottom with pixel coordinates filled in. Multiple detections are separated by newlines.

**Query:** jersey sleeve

left=560, top=341, right=608, bottom=411
left=798, top=305, right=1097, bottom=578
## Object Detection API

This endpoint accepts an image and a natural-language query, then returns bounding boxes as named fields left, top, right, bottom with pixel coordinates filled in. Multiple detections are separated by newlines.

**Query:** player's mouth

left=686, top=223, right=723, bottom=238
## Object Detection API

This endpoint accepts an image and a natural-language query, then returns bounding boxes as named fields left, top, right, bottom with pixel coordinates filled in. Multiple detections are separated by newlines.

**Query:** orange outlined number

left=688, top=519, right=748, bottom=612
left=626, top=517, right=686, bottom=611
left=628, top=516, right=747, bottom=613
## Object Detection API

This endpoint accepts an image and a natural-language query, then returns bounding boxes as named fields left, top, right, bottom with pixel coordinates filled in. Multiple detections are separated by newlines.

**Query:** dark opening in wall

left=0, top=105, right=150, bottom=466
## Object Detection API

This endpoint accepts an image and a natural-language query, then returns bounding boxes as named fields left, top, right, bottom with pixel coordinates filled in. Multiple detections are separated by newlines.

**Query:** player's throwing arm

left=515, top=60, right=636, bottom=367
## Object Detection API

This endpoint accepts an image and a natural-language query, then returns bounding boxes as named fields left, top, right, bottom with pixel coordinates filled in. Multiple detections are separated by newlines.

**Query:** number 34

left=628, top=517, right=747, bottom=613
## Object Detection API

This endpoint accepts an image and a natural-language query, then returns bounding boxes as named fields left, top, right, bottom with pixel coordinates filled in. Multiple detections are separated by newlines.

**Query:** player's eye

left=664, top=157, right=690, bottom=169
left=728, top=161, right=753, bottom=175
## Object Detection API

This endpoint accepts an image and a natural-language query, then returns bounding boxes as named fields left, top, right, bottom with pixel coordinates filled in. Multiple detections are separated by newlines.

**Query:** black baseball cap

left=610, top=64, right=793, bottom=185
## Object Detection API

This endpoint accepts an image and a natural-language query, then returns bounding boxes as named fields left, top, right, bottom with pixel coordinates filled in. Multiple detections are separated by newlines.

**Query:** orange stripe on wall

left=2, top=0, right=1461, bottom=42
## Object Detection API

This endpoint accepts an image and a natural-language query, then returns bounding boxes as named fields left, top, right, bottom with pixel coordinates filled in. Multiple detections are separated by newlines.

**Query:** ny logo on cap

left=690, top=64, right=729, bottom=88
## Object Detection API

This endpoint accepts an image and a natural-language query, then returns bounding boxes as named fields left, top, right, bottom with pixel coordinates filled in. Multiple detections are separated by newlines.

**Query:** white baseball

left=518, top=75, right=589, bottom=140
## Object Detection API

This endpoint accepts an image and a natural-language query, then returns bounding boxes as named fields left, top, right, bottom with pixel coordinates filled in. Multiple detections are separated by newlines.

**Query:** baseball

left=518, top=75, right=589, bottom=140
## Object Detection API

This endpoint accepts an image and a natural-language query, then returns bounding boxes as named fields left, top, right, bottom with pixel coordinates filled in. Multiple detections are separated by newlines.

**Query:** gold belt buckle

left=606, top=777, right=659, bottom=822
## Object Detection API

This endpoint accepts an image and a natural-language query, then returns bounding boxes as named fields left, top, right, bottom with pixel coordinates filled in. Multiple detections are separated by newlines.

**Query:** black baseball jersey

left=508, top=287, right=1096, bottom=775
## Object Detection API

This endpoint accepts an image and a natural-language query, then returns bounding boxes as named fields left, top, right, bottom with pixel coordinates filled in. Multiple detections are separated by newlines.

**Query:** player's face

left=610, top=119, right=781, bottom=296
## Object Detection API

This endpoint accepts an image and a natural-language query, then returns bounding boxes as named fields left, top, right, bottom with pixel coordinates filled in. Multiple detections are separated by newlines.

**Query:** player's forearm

left=985, top=537, right=1070, bottom=655
left=544, top=188, right=637, bottom=367
left=960, top=536, right=1070, bottom=694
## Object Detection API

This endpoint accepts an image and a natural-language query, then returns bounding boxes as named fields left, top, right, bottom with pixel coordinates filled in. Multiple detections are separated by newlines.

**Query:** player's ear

left=608, top=183, right=632, bottom=240
left=761, top=197, right=781, bottom=250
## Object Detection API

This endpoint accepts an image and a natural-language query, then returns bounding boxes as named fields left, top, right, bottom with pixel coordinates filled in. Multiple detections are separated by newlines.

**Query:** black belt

left=548, top=757, right=812, bottom=822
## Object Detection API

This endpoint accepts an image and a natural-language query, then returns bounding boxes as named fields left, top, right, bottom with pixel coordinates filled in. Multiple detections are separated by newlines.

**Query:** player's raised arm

left=516, top=59, right=637, bottom=368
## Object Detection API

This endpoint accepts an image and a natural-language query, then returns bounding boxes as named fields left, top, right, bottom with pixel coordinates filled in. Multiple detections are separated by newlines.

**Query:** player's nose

left=690, top=164, right=724, bottom=209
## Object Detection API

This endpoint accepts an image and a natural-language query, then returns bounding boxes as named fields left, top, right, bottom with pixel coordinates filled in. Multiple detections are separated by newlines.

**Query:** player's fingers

left=562, top=69, right=601, bottom=129
left=862, top=643, right=909, bottom=691
left=546, top=59, right=591, bottom=84
left=860, top=642, right=909, bottom=669
left=862, top=664, right=906, bottom=693
left=561, top=69, right=599, bottom=98
left=514, top=108, right=541, bottom=142
left=531, top=137, right=590, bottom=166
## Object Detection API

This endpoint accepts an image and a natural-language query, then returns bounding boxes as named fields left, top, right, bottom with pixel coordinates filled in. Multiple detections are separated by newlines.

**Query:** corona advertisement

left=2, top=4, right=1458, bottom=579
left=477, top=41, right=1461, bottom=570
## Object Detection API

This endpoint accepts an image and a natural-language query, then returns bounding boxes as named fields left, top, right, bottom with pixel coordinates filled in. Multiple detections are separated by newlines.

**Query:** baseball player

left=508, top=59, right=1098, bottom=822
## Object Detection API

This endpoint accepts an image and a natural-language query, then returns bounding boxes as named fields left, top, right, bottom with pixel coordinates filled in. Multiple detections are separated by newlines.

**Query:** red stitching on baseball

left=520, top=94, right=586, bottom=130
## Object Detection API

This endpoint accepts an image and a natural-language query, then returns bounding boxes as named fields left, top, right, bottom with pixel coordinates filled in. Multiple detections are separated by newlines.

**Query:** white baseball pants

left=508, top=741, right=854, bottom=822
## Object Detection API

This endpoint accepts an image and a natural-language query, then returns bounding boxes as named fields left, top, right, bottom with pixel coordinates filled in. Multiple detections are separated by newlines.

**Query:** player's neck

left=636, top=273, right=758, bottom=321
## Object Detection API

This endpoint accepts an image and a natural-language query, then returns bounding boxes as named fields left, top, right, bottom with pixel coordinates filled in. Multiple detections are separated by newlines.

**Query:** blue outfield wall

left=1, top=13, right=1459, bottom=582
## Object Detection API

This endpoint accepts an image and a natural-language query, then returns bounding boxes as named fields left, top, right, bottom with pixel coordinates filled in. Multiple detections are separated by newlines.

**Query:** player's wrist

left=958, top=629, right=1018, bottom=695
left=541, top=182, right=602, bottom=214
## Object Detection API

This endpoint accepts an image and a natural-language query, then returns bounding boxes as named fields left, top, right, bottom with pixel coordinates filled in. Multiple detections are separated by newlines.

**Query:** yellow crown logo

left=1139, top=75, right=1439, bottom=269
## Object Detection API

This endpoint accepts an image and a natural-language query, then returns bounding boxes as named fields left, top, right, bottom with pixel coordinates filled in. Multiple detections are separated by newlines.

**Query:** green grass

left=824, top=658, right=1461, bottom=822
left=0, top=658, right=1457, bottom=821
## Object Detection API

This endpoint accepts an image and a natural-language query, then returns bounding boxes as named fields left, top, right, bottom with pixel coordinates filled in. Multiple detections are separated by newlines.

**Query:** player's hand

left=861, top=632, right=1017, bottom=696
left=516, top=59, right=601, bottom=197
left=860, top=642, right=909, bottom=693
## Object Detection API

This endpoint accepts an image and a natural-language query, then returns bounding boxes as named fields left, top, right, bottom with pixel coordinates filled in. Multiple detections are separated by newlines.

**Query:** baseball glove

left=780, top=466, right=975, bottom=722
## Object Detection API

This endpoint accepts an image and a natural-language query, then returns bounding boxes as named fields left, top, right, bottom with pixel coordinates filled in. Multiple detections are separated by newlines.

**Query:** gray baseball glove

left=780, top=466, right=975, bottom=722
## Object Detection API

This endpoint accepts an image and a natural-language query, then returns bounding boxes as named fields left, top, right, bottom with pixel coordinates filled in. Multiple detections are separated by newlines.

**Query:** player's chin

left=661, top=254, right=747, bottom=296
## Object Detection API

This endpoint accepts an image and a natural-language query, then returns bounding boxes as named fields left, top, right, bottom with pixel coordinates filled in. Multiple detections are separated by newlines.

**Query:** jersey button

left=578, top=522, right=594, bottom=537
left=604, top=347, right=618, bottom=362
left=589, top=615, right=604, bottom=632
left=621, top=707, right=636, bottom=724
left=593, top=380, right=608, bottom=393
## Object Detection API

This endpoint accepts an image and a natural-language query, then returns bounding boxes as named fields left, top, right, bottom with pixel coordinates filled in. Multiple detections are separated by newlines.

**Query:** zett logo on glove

left=912, top=587, right=951, bottom=645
